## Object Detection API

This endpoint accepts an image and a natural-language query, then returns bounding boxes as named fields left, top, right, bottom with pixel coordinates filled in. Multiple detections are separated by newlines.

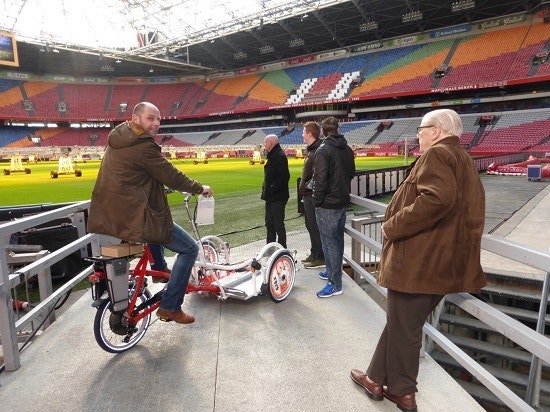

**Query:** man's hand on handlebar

left=201, top=185, right=213, bottom=198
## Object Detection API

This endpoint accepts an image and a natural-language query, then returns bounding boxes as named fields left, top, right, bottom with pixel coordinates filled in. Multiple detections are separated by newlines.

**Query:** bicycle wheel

left=262, top=250, right=296, bottom=302
left=93, top=289, right=152, bottom=353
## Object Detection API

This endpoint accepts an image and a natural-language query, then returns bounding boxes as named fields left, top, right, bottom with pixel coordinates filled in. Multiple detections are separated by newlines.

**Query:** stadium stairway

left=1, top=176, right=548, bottom=412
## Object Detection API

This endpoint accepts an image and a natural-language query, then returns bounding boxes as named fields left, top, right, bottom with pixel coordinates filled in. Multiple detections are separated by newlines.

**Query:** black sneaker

left=301, top=255, right=313, bottom=263
left=304, top=258, right=325, bottom=269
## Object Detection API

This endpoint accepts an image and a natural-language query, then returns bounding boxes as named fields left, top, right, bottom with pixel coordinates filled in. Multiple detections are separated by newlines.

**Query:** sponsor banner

left=289, top=55, right=315, bottom=65
left=262, top=61, right=286, bottom=71
left=5, top=71, right=31, bottom=80
left=478, top=14, right=527, bottom=30
left=431, top=81, right=508, bottom=93
left=116, top=77, right=144, bottom=83
left=430, top=25, right=472, bottom=39
left=46, top=75, right=76, bottom=82
left=210, top=71, right=235, bottom=79
left=386, top=35, right=424, bottom=47
left=349, top=42, right=383, bottom=53
left=81, top=77, right=111, bottom=83
left=316, top=49, right=346, bottom=61
left=149, top=77, right=179, bottom=83
left=180, top=75, right=206, bottom=82
left=238, top=67, right=260, bottom=74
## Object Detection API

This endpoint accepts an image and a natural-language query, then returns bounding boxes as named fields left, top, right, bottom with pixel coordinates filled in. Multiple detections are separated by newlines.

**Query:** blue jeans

left=149, top=244, right=167, bottom=270
left=158, top=223, right=199, bottom=312
left=315, top=207, right=346, bottom=290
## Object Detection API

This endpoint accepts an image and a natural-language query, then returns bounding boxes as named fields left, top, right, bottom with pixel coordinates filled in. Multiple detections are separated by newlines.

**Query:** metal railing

left=0, top=201, right=99, bottom=371
left=345, top=194, right=550, bottom=412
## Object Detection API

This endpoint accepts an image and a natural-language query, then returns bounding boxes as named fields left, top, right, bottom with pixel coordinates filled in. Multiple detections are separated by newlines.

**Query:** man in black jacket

left=298, top=121, right=325, bottom=268
left=261, top=134, right=290, bottom=248
left=313, top=117, right=355, bottom=298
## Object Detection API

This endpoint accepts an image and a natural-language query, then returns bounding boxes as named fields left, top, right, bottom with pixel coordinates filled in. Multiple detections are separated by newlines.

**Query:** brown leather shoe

left=157, top=308, right=195, bottom=324
left=152, top=268, right=171, bottom=283
left=350, top=369, right=383, bottom=401
left=383, top=391, right=417, bottom=412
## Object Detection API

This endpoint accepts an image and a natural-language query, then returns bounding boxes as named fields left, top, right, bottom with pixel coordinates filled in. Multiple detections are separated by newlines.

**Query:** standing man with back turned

left=298, top=121, right=325, bottom=269
left=312, top=117, right=355, bottom=298
left=88, top=102, right=213, bottom=325
left=261, top=134, right=290, bottom=248
left=350, top=109, right=486, bottom=412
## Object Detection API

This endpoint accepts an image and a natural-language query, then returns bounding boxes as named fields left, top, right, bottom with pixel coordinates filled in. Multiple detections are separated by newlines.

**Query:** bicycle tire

left=93, top=289, right=152, bottom=353
left=262, top=250, right=296, bottom=302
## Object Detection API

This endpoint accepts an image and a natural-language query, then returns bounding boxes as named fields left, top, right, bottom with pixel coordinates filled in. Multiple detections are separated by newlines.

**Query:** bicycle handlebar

left=164, top=187, right=192, bottom=201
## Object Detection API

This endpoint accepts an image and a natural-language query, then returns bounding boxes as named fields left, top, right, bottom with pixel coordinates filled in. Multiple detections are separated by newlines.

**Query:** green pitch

left=0, top=156, right=409, bottom=246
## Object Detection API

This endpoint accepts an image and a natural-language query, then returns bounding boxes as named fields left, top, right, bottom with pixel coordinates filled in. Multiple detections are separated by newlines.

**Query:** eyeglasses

left=416, top=125, right=435, bottom=133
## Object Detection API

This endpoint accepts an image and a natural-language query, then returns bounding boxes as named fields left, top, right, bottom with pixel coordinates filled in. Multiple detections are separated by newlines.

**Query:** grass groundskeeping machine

left=3, top=156, right=31, bottom=175
left=249, top=150, right=265, bottom=165
left=193, top=150, right=208, bottom=165
left=51, top=154, right=82, bottom=178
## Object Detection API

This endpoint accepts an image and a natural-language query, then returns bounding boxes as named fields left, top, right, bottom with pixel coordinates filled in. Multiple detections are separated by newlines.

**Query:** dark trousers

left=265, top=200, right=287, bottom=248
left=303, top=195, right=323, bottom=260
left=367, top=289, right=443, bottom=396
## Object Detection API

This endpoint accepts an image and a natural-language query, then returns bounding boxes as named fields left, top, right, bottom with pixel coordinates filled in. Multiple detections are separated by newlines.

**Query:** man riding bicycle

left=88, top=101, right=212, bottom=324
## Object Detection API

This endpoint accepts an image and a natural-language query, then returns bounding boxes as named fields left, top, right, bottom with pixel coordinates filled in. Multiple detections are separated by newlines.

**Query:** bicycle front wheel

left=93, top=290, right=152, bottom=353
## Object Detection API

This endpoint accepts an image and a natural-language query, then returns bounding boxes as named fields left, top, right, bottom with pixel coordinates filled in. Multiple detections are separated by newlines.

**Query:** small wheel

left=75, top=169, right=82, bottom=177
left=50, top=171, right=58, bottom=178
left=201, top=241, right=218, bottom=263
left=93, top=289, right=152, bottom=353
left=262, top=250, right=296, bottom=302
left=24, top=168, right=31, bottom=174
left=3, top=169, right=10, bottom=175
left=249, top=160, right=254, bottom=165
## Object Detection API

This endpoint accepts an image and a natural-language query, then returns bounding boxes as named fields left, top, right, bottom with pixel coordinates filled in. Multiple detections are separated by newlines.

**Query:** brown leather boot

left=157, top=308, right=195, bottom=324
left=350, top=369, right=383, bottom=400
left=152, top=268, right=171, bottom=283
left=384, top=391, right=417, bottom=412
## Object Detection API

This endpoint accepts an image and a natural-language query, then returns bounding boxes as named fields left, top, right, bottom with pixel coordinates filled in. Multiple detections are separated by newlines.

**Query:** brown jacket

left=378, top=136, right=486, bottom=294
left=87, top=121, right=203, bottom=245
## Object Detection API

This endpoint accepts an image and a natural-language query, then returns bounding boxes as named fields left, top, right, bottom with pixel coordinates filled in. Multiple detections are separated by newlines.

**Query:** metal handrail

left=0, top=201, right=95, bottom=371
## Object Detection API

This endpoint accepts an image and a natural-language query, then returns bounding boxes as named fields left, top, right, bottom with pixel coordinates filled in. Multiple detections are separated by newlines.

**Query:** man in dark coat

left=298, top=121, right=324, bottom=268
left=261, top=134, right=290, bottom=248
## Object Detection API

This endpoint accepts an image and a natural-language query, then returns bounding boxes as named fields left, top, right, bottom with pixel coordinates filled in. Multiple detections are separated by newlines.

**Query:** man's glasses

left=416, top=125, right=435, bottom=133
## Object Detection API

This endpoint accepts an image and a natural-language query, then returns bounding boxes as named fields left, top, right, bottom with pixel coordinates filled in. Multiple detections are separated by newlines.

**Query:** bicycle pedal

left=157, top=315, right=173, bottom=322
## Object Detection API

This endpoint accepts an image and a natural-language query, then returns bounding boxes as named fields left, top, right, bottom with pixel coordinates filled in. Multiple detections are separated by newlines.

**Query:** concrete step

left=456, top=380, right=550, bottom=412
left=489, top=302, right=550, bottom=326
left=439, top=312, right=495, bottom=334
left=481, top=284, right=543, bottom=303
left=431, top=350, right=550, bottom=396
left=441, top=333, right=550, bottom=370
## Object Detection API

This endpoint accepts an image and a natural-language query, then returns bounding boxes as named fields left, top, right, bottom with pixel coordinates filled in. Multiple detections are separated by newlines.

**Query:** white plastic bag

left=196, top=195, right=215, bottom=225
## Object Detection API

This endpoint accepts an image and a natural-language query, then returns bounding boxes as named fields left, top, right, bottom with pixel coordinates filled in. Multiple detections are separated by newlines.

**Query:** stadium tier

left=0, top=18, right=548, bottom=159
left=1, top=21, right=548, bottom=122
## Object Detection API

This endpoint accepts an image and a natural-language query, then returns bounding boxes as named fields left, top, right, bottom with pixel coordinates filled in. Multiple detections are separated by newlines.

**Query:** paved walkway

left=1, top=174, right=548, bottom=412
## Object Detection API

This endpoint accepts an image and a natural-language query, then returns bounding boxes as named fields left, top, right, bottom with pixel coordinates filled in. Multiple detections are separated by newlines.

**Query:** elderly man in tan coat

left=351, top=109, right=486, bottom=412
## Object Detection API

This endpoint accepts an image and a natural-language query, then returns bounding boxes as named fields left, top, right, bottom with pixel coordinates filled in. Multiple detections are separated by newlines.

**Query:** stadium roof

left=2, top=0, right=544, bottom=78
